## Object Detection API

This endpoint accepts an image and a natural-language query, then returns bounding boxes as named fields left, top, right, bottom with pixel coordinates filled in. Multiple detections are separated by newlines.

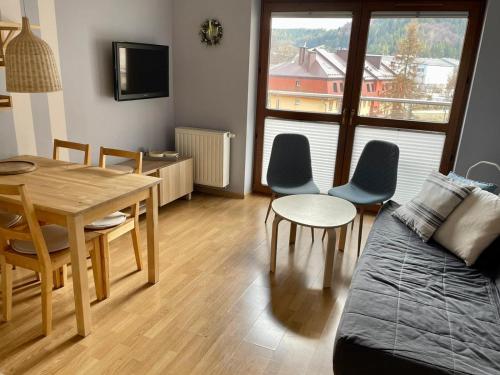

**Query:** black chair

left=327, top=140, right=399, bottom=256
left=265, top=134, right=320, bottom=238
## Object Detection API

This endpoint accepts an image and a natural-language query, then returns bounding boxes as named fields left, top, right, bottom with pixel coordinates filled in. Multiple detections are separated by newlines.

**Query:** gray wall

left=54, top=0, right=174, bottom=164
left=455, top=0, right=500, bottom=189
left=172, top=0, right=259, bottom=195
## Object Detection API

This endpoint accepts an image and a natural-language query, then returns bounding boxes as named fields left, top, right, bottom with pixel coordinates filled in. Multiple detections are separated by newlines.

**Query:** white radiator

left=175, top=127, right=233, bottom=188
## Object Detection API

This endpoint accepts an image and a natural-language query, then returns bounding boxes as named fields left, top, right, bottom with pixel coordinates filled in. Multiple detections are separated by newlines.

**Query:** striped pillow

left=393, top=171, right=474, bottom=242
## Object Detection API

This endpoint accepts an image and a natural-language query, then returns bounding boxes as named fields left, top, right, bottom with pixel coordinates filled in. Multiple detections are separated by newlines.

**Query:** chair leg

left=131, top=204, right=143, bottom=271
left=52, top=266, right=67, bottom=289
left=310, top=227, right=314, bottom=242
left=265, top=194, right=276, bottom=223
left=1, top=255, right=13, bottom=321
left=99, top=235, right=111, bottom=299
left=90, top=239, right=104, bottom=301
left=357, top=208, right=364, bottom=258
left=40, top=270, right=53, bottom=336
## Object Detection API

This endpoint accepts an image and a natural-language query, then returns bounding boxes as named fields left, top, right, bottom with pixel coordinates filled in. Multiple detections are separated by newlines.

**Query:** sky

left=272, top=17, right=352, bottom=30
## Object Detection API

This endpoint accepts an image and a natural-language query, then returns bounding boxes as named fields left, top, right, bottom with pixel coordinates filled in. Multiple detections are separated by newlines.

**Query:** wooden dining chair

left=53, top=139, right=91, bottom=166
left=52, top=139, right=92, bottom=287
left=0, top=184, right=103, bottom=336
left=85, top=147, right=143, bottom=298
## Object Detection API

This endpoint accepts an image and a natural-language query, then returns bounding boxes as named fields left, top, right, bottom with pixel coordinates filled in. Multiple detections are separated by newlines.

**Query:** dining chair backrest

left=99, top=147, right=143, bottom=174
left=53, top=139, right=91, bottom=166
left=267, top=133, right=314, bottom=188
left=0, top=184, right=51, bottom=269
left=351, top=140, right=399, bottom=200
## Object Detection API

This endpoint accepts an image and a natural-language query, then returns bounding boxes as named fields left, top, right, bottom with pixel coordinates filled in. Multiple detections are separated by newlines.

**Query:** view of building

left=268, top=46, right=458, bottom=120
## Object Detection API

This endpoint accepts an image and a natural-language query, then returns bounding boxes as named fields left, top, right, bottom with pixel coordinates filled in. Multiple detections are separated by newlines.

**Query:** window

left=266, top=15, right=352, bottom=115
left=254, top=3, right=485, bottom=196
left=358, top=14, right=468, bottom=123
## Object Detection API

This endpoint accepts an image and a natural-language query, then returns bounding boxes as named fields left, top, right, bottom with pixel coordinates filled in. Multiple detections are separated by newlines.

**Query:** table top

left=0, top=155, right=161, bottom=217
left=272, top=194, right=357, bottom=229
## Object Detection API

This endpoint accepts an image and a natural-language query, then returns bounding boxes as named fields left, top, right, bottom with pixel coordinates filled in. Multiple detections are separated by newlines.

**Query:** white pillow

left=433, top=188, right=500, bottom=266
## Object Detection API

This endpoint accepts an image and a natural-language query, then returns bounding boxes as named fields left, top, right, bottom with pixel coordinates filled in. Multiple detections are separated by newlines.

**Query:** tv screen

left=113, top=42, right=169, bottom=101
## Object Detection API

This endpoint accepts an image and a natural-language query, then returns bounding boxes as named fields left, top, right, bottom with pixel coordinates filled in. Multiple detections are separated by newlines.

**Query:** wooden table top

left=0, top=156, right=161, bottom=217
left=272, top=194, right=356, bottom=229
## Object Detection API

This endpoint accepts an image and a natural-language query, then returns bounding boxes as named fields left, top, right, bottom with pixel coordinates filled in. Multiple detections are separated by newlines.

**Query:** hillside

left=270, top=18, right=467, bottom=65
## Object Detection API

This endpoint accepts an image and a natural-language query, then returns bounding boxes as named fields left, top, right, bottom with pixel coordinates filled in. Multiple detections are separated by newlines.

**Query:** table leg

left=338, top=224, right=348, bottom=252
left=289, top=222, right=297, bottom=245
left=146, top=186, right=159, bottom=284
left=270, top=215, right=283, bottom=273
left=67, top=214, right=91, bottom=336
left=323, top=228, right=337, bottom=288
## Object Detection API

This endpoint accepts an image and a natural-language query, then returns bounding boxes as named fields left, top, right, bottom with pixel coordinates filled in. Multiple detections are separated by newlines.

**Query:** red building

left=268, top=47, right=395, bottom=114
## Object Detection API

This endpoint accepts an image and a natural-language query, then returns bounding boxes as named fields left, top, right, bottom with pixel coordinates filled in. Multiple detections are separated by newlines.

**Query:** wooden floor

left=0, top=193, right=373, bottom=375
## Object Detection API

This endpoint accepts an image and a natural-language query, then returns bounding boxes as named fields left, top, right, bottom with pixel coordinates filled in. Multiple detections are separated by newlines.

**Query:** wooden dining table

left=0, top=155, right=161, bottom=336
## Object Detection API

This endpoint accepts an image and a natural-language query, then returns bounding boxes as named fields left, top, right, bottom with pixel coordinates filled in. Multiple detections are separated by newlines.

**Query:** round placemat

left=0, top=160, right=37, bottom=175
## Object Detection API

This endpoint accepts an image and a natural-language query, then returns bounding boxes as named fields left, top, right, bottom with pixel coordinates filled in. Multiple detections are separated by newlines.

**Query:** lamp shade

left=5, top=17, right=61, bottom=93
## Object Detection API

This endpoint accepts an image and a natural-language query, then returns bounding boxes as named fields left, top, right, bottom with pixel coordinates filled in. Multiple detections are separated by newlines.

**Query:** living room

left=0, top=0, right=498, bottom=374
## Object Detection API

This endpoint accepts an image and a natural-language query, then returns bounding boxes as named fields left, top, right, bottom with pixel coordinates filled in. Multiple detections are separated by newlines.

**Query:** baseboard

left=194, top=184, right=245, bottom=199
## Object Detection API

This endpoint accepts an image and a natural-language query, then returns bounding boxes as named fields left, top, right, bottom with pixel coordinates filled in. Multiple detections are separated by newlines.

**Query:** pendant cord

left=22, top=0, right=27, bottom=18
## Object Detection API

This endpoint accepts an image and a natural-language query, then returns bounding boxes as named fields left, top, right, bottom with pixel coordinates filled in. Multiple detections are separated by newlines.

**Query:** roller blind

left=262, top=118, right=340, bottom=193
left=350, top=126, right=446, bottom=204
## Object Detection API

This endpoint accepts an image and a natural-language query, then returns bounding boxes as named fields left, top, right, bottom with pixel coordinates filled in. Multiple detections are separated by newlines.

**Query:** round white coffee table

left=270, top=194, right=356, bottom=288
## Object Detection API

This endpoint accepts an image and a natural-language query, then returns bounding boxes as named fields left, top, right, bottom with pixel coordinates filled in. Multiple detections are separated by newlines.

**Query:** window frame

left=252, top=0, right=486, bottom=195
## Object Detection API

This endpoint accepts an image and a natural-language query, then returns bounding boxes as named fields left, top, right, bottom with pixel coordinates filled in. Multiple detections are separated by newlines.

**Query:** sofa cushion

left=434, top=188, right=500, bottom=266
left=393, top=171, right=474, bottom=242
left=333, top=201, right=500, bottom=375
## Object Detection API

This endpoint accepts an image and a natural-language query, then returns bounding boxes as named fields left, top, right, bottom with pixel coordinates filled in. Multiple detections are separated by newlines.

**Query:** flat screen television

left=113, top=42, right=169, bottom=101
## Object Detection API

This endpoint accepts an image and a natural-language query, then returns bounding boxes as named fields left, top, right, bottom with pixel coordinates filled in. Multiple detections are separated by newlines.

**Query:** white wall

left=54, top=0, right=174, bottom=164
left=0, top=0, right=175, bottom=164
left=455, top=0, right=500, bottom=189
left=173, top=0, right=259, bottom=195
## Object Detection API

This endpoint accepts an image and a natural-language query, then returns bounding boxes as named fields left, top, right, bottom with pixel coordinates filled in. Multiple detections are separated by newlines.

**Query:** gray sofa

left=333, top=201, right=500, bottom=375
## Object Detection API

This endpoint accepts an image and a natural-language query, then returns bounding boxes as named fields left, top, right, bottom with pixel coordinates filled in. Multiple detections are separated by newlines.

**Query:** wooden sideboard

left=118, top=157, right=193, bottom=206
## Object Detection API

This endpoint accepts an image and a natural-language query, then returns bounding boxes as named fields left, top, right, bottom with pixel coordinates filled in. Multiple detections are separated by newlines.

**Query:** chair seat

left=11, top=225, right=69, bottom=255
left=328, top=183, right=390, bottom=205
left=107, top=164, right=134, bottom=174
left=271, top=180, right=320, bottom=196
left=0, top=212, right=22, bottom=228
left=85, top=211, right=127, bottom=230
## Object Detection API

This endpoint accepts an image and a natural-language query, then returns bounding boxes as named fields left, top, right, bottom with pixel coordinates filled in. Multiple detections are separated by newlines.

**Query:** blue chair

left=328, top=140, right=399, bottom=257
left=265, top=134, right=320, bottom=239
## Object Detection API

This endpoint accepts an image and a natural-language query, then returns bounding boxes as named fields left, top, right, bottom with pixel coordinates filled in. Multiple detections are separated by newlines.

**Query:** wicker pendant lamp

left=5, top=16, right=61, bottom=93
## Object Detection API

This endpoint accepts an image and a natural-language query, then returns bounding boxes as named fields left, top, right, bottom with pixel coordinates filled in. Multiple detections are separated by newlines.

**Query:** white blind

left=262, top=118, right=340, bottom=193
left=350, top=126, right=445, bottom=204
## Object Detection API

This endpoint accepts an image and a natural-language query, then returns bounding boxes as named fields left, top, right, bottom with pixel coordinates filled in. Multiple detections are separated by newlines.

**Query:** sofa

left=333, top=201, right=500, bottom=375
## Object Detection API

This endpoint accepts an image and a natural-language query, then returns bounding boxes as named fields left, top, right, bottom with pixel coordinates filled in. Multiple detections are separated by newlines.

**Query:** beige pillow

left=434, top=188, right=500, bottom=266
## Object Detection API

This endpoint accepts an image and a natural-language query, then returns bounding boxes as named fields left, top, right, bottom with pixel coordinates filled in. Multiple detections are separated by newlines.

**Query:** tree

left=387, top=21, right=422, bottom=99
left=383, top=21, right=423, bottom=118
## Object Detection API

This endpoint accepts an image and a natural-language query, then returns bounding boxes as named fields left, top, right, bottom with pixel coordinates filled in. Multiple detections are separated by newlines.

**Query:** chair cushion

left=0, top=212, right=22, bottom=228
left=271, top=180, right=320, bottom=196
left=11, top=225, right=69, bottom=255
left=107, top=164, right=134, bottom=174
left=85, top=211, right=127, bottom=230
left=328, top=183, right=389, bottom=205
